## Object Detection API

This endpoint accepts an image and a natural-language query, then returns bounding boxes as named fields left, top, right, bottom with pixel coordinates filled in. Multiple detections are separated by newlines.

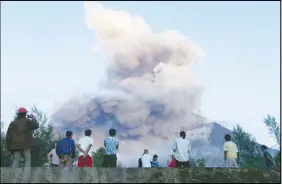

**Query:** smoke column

left=53, top=2, right=206, bottom=167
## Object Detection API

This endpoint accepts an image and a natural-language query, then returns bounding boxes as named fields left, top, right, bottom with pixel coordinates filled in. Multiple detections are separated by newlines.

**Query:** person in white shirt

left=172, top=131, right=191, bottom=168
left=47, top=143, right=60, bottom=167
left=76, top=129, right=94, bottom=167
left=141, top=149, right=152, bottom=168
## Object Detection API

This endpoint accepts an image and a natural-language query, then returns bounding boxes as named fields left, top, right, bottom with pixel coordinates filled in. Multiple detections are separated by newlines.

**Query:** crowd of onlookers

left=5, top=108, right=278, bottom=170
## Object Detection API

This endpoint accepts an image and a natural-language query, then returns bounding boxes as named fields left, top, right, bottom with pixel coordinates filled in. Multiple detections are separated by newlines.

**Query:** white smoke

left=53, top=2, right=207, bottom=167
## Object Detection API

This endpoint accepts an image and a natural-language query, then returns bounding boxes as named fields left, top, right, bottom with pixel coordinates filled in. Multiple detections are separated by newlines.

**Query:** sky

left=1, top=1, right=280, bottom=148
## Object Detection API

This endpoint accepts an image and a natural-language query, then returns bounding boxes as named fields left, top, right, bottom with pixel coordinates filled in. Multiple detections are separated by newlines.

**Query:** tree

left=189, top=158, right=206, bottom=168
left=232, top=124, right=263, bottom=168
left=263, top=115, right=280, bottom=148
left=91, top=147, right=124, bottom=168
left=263, top=115, right=281, bottom=168
left=28, top=106, right=58, bottom=167
left=195, top=158, right=206, bottom=168
left=92, top=147, right=105, bottom=167
left=1, top=121, right=12, bottom=167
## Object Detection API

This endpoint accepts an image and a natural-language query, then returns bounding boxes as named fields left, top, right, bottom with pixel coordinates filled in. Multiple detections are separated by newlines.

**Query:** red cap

left=18, top=107, right=28, bottom=113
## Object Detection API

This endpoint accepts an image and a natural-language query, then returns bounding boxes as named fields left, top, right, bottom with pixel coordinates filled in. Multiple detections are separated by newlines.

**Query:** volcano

left=52, top=95, right=271, bottom=168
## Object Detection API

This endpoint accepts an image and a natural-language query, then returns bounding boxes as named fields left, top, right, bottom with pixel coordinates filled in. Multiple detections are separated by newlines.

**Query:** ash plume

left=53, top=2, right=206, bottom=166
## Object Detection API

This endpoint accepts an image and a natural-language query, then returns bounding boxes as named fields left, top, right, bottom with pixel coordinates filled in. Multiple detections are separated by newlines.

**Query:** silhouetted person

left=172, top=131, right=191, bottom=168
left=6, top=107, right=39, bottom=168
left=261, top=145, right=276, bottom=170
left=138, top=157, right=142, bottom=168
left=223, top=134, right=238, bottom=168
left=102, top=128, right=119, bottom=168
left=56, top=131, right=76, bottom=168
left=77, top=129, right=93, bottom=167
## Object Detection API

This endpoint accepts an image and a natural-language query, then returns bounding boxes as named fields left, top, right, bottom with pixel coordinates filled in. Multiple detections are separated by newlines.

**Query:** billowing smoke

left=53, top=2, right=207, bottom=167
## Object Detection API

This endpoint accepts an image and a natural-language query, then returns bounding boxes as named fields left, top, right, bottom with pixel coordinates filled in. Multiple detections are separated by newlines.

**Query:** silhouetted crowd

left=6, top=108, right=277, bottom=170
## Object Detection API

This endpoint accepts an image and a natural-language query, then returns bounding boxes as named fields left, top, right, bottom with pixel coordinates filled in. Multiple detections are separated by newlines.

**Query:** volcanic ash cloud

left=82, top=1, right=205, bottom=135
left=54, top=2, right=206, bottom=151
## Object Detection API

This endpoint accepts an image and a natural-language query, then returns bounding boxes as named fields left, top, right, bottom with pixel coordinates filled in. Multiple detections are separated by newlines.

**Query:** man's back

left=56, top=137, right=75, bottom=156
left=263, top=149, right=275, bottom=168
left=6, top=118, right=39, bottom=150
left=173, top=138, right=191, bottom=162
left=223, top=141, right=238, bottom=158
left=104, top=136, right=119, bottom=155
left=78, top=136, right=93, bottom=156
left=141, top=154, right=152, bottom=168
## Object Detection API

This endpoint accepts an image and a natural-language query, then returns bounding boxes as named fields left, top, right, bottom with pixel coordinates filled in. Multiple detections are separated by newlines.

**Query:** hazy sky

left=1, top=1, right=280, bottom=147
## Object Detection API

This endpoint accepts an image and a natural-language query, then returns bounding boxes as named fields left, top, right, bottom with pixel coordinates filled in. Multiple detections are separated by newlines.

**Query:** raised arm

left=27, top=115, right=39, bottom=130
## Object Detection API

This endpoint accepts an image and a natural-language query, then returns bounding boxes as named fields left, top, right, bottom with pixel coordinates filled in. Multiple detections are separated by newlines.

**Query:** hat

left=18, top=107, right=28, bottom=113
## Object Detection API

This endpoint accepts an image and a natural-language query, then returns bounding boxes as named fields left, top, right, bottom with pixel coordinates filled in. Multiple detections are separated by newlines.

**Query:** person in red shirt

left=167, top=155, right=176, bottom=168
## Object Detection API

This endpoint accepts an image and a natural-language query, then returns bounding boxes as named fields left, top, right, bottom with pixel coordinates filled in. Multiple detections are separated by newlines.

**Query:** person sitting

left=167, top=154, right=176, bottom=168
left=151, top=154, right=160, bottom=168
left=141, top=149, right=152, bottom=168
left=47, top=143, right=60, bottom=167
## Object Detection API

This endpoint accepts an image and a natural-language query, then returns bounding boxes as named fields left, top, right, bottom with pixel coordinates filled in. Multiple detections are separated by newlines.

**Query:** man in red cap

left=6, top=107, right=39, bottom=168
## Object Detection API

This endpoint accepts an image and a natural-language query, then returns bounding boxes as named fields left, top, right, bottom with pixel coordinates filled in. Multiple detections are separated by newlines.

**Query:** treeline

left=0, top=106, right=280, bottom=168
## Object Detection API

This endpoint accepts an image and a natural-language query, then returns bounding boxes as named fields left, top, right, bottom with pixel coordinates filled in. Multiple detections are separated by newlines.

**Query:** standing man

left=102, top=128, right=119, bottom=168
left=76, top=129, right=94, bottom=167
left=56, top=131, right=76, bottom=168
left=141, top=149, right=152, bottom=168
left=172, top=131, right=191, bottom=168
left=261, top=145, right=276, bottom=170
left=47, top=143, right=60, bottom=167
left=223, top=134, right=238, bottom=168
left=6, top=107, right=39, bottom=168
